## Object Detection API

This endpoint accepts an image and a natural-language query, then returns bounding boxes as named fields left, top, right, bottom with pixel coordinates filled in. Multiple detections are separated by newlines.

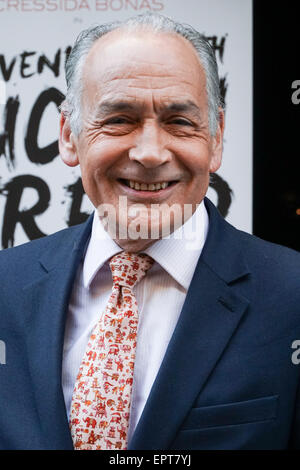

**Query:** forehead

left=81, top=29, right=207, bottom=111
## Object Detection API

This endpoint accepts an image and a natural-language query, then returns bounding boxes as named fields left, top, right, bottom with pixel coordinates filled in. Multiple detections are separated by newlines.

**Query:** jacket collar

left=200, top=198, right=250, bottom=284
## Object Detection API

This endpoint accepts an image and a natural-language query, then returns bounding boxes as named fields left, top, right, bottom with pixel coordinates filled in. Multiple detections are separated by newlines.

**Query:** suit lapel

left=128, top=198, right=251, bottom=449
left=23, top=217, right=93, bottom=450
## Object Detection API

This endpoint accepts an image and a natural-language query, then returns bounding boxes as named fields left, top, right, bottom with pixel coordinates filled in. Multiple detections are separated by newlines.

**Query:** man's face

left=60, top=29, right=224, bottom=251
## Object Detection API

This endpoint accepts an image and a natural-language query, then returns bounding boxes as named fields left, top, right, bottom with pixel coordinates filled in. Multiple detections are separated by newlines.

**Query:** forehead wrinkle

left=89, top=61, right=182, bottom=87
left=98, top=70, right=204, bottom=97
left=91, top=53, right=200, bottom=84
left=97, top=74, right=192, bottom=92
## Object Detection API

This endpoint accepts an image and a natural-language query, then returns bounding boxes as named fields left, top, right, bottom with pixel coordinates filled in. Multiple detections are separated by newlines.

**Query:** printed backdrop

left=0, top=0, right=252, bottom=248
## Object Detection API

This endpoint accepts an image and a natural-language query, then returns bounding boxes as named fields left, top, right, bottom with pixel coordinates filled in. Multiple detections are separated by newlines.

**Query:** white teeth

left=127, top=180, right=170, bottom=191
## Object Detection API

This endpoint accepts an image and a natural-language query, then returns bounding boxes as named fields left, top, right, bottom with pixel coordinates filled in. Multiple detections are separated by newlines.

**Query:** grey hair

left=61, top=12, right=223, bottom=136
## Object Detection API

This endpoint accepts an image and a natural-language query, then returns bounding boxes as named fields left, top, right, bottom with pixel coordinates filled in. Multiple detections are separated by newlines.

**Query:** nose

left=128, top=121, right=172, bottom=168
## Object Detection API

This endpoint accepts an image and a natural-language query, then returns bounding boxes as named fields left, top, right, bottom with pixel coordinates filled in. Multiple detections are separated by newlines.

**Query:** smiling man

left=60, top=25, right=224, bottom=251
left=0, top=12, right=300, bottom=451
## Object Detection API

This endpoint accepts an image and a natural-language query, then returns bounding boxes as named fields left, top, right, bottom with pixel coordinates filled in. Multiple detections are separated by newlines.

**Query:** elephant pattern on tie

left=70, top=252, right=154, bottom=450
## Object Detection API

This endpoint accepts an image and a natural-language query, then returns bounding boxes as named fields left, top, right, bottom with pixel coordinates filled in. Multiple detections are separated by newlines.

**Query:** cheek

left=181, top=153, right=211, bottom=177
left=175, top=140, right=212, bottom=172
left=78, top=140, right=121, bottom=176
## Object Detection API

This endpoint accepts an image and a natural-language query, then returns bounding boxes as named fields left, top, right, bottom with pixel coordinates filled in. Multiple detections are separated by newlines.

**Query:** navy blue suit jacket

left=0, top=198, right=300, bottom=450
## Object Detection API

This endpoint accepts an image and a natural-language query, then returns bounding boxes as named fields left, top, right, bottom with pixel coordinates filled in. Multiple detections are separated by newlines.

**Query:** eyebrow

left=94, top=100, right=202, bottom=120
left=164, top=101, right=201, bottom=118
left=95, top=101, right=138, bottom=117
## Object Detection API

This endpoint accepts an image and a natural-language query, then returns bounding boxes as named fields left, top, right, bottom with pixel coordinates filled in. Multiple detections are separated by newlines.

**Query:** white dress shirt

left=62, top=201, right=209, bottom=441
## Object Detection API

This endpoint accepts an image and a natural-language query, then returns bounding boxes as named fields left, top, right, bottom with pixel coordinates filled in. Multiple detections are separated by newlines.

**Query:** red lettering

left=125, top=0, right=137, bottom=9
left=7, top=0, right=19, bottom=11
left=46, top=0, right=57, bottom=11
left=21, top=0, right=32, bottom=10
left=139, top=0, right=151, bottom=9
left=78, top=0, right=90, bottom=9
left=152, top=0, right=163, bottom=11
left=95, top=0, right=107, bottom=10
left=33, top=0, right=44, bottom=10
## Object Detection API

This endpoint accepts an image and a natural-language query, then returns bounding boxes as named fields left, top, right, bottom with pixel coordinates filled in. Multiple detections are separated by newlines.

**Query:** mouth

left=117, top=179, right=178, bottom=192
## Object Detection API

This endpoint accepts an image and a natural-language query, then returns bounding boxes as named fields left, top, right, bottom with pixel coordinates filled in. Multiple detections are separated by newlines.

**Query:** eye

left=105, top=116, right=132, bottom=125
left=168, top=118, right=193, bottom=126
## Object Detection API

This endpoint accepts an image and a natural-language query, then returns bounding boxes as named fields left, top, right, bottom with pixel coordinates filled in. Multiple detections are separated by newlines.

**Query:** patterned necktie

left=70, top=251, right=154, bottom=450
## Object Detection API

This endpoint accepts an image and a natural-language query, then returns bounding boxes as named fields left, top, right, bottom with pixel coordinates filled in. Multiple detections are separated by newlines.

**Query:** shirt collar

left=82, top=213, right=122, bottom=288
left=144, top=201, right=208, bottom=290
left=83, top=201, right=209, bottom=291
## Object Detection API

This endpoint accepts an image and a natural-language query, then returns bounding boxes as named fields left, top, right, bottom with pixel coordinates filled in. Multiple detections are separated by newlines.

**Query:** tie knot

left=109, top=252, right=154, bottom=288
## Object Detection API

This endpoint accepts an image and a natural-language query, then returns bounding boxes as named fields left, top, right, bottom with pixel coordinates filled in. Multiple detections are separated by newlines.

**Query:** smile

left=119, top=179, right=177, bottom=192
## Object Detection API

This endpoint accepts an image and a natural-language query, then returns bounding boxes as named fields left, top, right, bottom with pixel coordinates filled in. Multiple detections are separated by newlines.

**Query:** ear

left=209, top=108, right=225, bottom=173
left=59, top=112, right=79, bottom=167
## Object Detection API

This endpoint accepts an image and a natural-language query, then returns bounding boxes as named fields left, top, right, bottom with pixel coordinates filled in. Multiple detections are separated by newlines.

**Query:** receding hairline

left=82, top=26, right=204, bottom=77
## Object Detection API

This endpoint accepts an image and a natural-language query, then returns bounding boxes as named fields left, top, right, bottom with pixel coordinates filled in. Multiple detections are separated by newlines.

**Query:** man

left=0, top=12, right=300, bottom=450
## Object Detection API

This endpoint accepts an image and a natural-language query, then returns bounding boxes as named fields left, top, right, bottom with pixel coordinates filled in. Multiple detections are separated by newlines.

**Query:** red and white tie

left=69, top=252, right=154, bottom=450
